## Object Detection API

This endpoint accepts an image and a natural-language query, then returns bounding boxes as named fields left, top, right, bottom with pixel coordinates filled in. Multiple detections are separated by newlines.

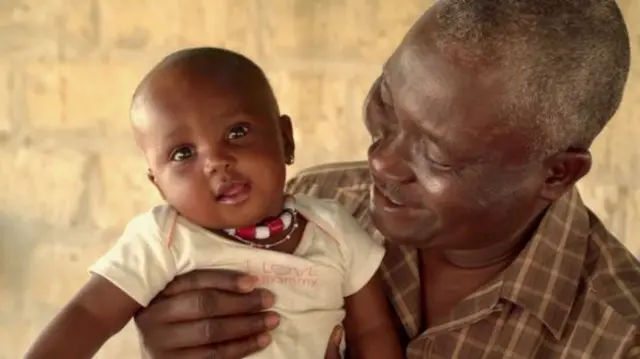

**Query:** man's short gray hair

left=434, top=0, right=630, bottom=156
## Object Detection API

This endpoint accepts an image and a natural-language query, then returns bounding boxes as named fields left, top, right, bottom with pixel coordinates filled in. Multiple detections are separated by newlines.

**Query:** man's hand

left=135, top=269, right=280, bottom=359
left=324, top=326, right=344, bottom=359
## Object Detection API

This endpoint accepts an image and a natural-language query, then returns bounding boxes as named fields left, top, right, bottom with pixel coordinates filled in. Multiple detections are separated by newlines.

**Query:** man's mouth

left=213, top=181, right=252, bottom=205
left=372, top=182, right=406, bottom=207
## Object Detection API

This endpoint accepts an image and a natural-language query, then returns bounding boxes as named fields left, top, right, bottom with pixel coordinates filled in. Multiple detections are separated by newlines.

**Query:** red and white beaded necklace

left=223, top=196, right=298, bottom=249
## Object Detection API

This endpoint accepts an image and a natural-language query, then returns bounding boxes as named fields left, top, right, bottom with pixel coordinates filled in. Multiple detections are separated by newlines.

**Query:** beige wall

left=0, top=1, right=638, bottom=357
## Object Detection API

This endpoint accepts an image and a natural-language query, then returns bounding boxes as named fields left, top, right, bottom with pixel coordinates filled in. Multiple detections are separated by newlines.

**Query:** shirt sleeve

left=334, top=204, right=386, bottom=297
left=88, top=208, right=177, bottom=307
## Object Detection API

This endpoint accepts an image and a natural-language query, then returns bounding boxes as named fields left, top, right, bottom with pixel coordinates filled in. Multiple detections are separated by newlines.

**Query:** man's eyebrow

left=420, top=130, right=453, bottom=152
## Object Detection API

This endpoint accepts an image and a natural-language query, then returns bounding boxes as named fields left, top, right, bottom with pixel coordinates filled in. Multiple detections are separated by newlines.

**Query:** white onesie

left=89, top=194, right=385, bottom=358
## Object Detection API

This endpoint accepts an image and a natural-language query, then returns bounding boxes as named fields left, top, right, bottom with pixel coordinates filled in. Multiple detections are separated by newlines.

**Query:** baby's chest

left=234, top=257, right=345, bottom=311
left=182, top=241, right=347, bottom=312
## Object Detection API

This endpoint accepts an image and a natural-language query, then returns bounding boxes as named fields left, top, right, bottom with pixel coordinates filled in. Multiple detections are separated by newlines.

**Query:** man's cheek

left=412, top=162, right=452, bottom=198
left=467, top=174, right=530, bottom=210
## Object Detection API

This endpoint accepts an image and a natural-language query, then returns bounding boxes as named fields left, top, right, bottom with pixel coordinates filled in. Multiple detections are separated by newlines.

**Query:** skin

left=132, top=4, right=595, bottom=358
left=25, top=55, right=402, bottom=359
left=137, top=62, right=292, bottom=232
left=367, top=7, right=590, bottom=327
left=23, top=59, right=296, bottom=359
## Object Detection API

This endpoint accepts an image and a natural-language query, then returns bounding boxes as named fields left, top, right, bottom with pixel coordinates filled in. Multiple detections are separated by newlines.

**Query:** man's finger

left=159, top=334, right=272, bottom=359
left=161, top=269, right=257, bottom=296
left=141, top=313, right=280, bottom=349
left=136, top=288, right=273, bottom=325
left=324, top=325, right=343, bottom=359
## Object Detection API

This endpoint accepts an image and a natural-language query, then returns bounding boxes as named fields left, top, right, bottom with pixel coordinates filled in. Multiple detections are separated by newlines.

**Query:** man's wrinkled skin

left=364, top=5, right=590, bottom=329
left=135, top=4, right=595, bottom=359
left=366, top=10, right=590, bottom=259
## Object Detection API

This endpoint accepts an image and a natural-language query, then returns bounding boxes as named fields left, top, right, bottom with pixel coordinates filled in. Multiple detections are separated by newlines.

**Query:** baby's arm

left=26, top=207, right=177, bottom=358
left=325, top=200, right=403, bottom=359
left=25, top=275, right=141, bottom=358
left=344, top=272, right=404, bottom=359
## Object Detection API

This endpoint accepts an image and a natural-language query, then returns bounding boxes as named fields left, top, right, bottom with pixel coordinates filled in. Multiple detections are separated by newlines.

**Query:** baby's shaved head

left=127, top=48, right=295, bottom=231
left=130, top=47, right=280, bottom=136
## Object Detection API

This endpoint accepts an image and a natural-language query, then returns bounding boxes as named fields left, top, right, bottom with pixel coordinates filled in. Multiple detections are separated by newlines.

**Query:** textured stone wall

left=0, top=1, right=638, bottom=357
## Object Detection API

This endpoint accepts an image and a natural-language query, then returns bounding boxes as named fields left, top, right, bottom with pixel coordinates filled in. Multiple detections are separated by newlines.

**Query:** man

left=133, top=0, right=639, bottom=358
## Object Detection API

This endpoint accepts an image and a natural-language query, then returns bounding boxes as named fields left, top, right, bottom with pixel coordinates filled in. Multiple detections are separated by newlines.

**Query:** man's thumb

left=332, top=326, right=344, bottom=346
left=324, top=325, right=344, bottom=359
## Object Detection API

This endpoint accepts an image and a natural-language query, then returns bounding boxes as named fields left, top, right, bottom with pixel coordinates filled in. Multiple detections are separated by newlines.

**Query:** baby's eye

left=227, top=123, right=250, bottom=140
left=170, top=146, right=195, bottom=162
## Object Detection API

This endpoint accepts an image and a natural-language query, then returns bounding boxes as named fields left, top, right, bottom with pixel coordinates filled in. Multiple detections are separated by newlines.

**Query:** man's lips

left=372, top=182, right=406, bottom=207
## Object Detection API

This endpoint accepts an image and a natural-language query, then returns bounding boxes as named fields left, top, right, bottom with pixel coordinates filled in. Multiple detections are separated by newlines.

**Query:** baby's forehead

left=146, top=65, right=271, bottom=109
left=134, top=78, right=271, bottom=132
left=132, top=52, right=280, bottom=138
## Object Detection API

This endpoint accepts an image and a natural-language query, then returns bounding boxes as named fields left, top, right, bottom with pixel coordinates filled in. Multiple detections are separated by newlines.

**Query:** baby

left=25, top=47, right=403, bottom=359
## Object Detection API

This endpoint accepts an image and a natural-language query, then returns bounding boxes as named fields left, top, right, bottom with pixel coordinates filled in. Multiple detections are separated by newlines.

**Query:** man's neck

left=419, top=249, right=511, bottom=329
left=418, top=228, right=533, bottom=328
left=439, top=206, right=547, bottom=269
left=440, top=234, right=529, bottom=269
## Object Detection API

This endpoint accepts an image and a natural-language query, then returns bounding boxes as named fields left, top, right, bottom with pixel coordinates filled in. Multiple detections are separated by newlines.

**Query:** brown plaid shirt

left=286, top=161, right=640, bottom=359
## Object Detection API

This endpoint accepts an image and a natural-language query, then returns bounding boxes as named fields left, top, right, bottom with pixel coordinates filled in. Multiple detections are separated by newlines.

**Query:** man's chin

left=370, top=208, right=436, bottom=245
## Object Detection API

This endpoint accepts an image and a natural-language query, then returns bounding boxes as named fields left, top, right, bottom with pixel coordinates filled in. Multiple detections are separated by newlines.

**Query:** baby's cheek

left=166, top=182, right=216, bottom=224
left=241, top=152, right=286, bottom=183
left=162, top=170, right=208, bottom=204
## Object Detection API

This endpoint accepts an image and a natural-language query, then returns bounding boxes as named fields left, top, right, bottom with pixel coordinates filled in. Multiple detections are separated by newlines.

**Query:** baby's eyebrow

left=161, top=127, right=184, bottom=139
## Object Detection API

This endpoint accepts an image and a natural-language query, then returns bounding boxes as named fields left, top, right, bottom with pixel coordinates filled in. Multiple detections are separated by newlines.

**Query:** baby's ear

left=279, top=114, right=295, bottom=164
left=147, top=169, right=166, bottom=200
left=146, top=169, right=155, bottom=183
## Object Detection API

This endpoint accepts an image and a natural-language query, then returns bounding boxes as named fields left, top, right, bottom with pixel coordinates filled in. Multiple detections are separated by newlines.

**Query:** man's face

left=364, top=11, right=548, bottom=250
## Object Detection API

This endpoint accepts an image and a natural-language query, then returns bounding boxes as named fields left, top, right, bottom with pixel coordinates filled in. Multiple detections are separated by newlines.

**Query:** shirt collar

left=499, top=187, right=590, bottom=339
left=382, top=187, right=591, bottom=340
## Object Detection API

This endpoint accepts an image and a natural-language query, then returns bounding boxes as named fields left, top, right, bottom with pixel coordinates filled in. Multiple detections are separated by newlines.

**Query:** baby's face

left=134, top=73, right=291, bottom=229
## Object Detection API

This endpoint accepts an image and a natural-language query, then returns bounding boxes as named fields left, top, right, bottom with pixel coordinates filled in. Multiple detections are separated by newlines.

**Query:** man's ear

left=147, top=169, right=166, bottom=200
left=538, top=149, right=592, bottom=201
left=279, top=114, right=295, bottom=165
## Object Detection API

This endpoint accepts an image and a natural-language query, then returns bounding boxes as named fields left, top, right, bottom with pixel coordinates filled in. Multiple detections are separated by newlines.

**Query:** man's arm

left=25, top=276, right=141, bottom=358
left=344, top=272, right=404, bottom=359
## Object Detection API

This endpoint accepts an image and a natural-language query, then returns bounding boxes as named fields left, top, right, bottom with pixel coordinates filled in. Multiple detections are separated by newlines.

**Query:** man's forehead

left=384, top=7, right=453, bottom=87
left=382, top=47, right=523, bottom=160
left=384, top=21, right=506, bottom=108
left=383, top=39, right=462, bottom=126
left=376, top=4, right=540, bottom=164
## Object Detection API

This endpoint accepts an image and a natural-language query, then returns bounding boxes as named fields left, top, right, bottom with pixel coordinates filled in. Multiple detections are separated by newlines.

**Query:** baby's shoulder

left=123, top=204, right=176, bottom=238
left=294, top=195, right=345, bottom=228
left=294, top=194, right=372, bottom=243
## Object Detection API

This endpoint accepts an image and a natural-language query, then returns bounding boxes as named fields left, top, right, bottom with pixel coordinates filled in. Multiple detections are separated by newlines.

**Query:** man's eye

left=227, top=124, right=250, bottom=140
left=426, top=157, right=452, bottom=171
left=414, top=142, right=453, bottom=171
left=170, top=147, right=195, bottom=162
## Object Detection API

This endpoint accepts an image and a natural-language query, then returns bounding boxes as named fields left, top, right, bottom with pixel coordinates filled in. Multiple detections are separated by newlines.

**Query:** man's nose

left=368, top=138, right=414, bottom=183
